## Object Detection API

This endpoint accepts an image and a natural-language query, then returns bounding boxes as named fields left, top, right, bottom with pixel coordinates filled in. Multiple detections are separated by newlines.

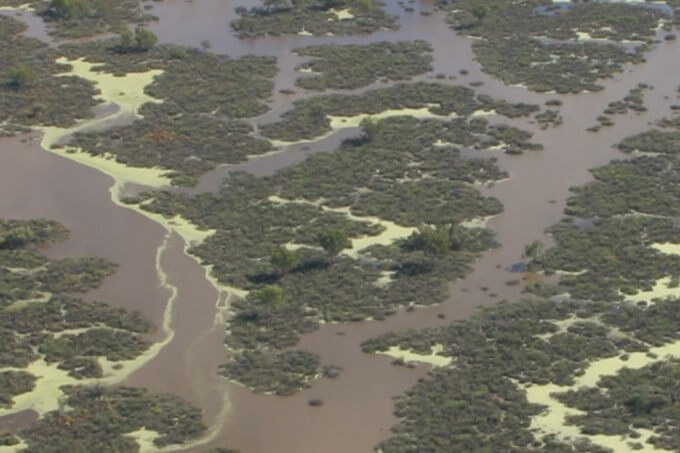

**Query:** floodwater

left=0, top=1, right=679, bottom=452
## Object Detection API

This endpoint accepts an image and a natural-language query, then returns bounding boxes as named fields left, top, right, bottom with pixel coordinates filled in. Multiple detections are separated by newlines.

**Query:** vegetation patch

left=556, top=359, right=680, bottom=450
left=0, top=218, right=213, bottom=450
left=140, top=110, right=525, bottom=393
left=362, top=112, right=680, bottom=451
left=0, top=16, right=98, bottom=136
left=0, top=371, right=36, bottom=409
left=219, top=350, right=321, bottom=396
left=19, top=385, right=206, bottom=451
left=294, top=41, right=433, bottom=91
left=441, top=0, right=665, bottom=92
left=260, top=82, right=538, bottom=142
left=0, top=218, right=149, bottom=389
left=0, top=0, right=155, bottom=38
left=57, top=40, right=278, bottom=186
left=232, top=0, right=398, bottom=38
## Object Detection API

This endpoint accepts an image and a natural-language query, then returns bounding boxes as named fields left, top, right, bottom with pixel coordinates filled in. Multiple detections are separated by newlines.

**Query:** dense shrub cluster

left=261, top=81, right=538, bottom=142
left=0, top=218, right=214, bottom=450
left=294, top=41, right=433, bottom=90
left=140, top=107, right=533, bottom=392
left=0, top=219, right=152, bottom=388
left=59, top=42, right=278, bottom=186
left=232, top=0, right=398, bottom=38
left=219, top=350, right=322, bottom=396
left=20, top=385, right=206, bottom=452
left=556, top=360, right=680, bottom=449
left=0, top=0, right=155, bottom=38
left=0, top=17, right=98, bottom=135
left=440, top=0, right=665, bottom=92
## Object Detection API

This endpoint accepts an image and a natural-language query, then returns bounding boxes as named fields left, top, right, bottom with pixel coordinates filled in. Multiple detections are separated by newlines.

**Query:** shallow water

left=1, top=1, right=679, bottom=452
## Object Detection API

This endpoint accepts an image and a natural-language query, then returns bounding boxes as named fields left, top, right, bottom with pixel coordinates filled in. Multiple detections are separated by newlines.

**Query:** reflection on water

left=1, top=1, right=679, bottom=452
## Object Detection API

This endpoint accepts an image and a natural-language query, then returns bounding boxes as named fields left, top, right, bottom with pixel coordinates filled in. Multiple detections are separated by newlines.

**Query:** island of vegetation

left=0, top=218, right=210, bottom=451
left=362, top=99, right=680, bottom=452
left=293, top=40, right=433, bottom=91
left=0, top=0, right=155, bottom=38
left=49, top=37, right=278, bottom=186
left=0, top=16, right=98, bottom=136
left=231, top=0, right=398, bottom=38
left=135, top=76, right=541, bottom=393
left=259, top=81, right=539, bottom=143
left=441, top=0, right=670, bottom=93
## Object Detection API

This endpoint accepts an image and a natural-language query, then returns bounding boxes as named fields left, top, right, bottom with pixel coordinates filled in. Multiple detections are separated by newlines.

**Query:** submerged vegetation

left=0, top=219, right=150, bottom=383
left=260, top=81, right=539, bottom=142
left=0, top=0, right=155, bottom=38
left=0, top=218, right=208, bottom=449
left=55, top=40, right=278, bottom=186
left=0, top=16, right=98, bottom=135
left=557, top=359, right=680, bottom=450
left=232, top=0, right=398, bottom=38
left=139, top=101, right=537, bottom=391
left=441, top=0, right=667, bottom=92
left=21, top=385, right=206, bottom=451
left=294, top=41, right=433, bottom=90
left=363, top=89, right=680, bottom=451
left=363, top=296, right=680, bottom=452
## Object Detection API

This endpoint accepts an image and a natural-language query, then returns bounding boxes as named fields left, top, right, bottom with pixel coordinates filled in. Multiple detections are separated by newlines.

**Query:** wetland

left=1, top=0, right=680, bottom=452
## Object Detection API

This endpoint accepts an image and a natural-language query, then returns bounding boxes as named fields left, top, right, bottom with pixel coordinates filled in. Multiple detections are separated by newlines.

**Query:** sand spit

left=267, top=195, right=417, bottom=255
left=331, top=8, right=354, bottom=20
left=41, top=57, right=169, bottom=188
left=378, top=344, right=453, bottom=367
left=269, top=106, right=468, bottom=148
left=0, top=3, right=33, bottom=11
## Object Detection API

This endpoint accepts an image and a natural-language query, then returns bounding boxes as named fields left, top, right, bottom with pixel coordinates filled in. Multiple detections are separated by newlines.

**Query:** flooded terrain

left=1, top=0, right=679, bottom=452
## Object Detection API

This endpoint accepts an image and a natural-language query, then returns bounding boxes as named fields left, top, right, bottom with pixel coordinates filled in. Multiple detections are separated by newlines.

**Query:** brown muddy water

left=1, top=1, right=679, bottom=452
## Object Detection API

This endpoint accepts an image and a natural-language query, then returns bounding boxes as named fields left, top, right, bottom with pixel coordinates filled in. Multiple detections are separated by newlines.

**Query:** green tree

left=317, top=229, right=352, bottom=259
left=119, top=29, right=134, bottom=49
left=359, top=117, right=380, bottom=142
left=524, top=240, right=545, bottom=260
left=257, top=285, right=285, bottom=328
left=7, top=65, right=37, bottom=89
left=48, top=0, right=90, bottom=18
left=258, top=285, right=284, bottom=307
left=270, top=246, right=298, bottom=276
left=355, top=0, right=374, bottom=12
left=471, top=5, right=491, bottom=22
left=200, top=40, right=212, bottom=53
left=404, top=226, right=450, bottom=260
left=133, top=26, right=157, bottom=51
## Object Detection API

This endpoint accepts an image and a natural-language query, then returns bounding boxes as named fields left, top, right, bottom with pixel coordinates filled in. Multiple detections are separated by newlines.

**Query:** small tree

left=270, top=246, right=298, bottom=276
left=356, top=0, right=374, bottom=12
left=200, top=40, right=212, bottom=53
left=258, top=284, right=284, bottom=306
left=256, top=285, right=285, bottom=327
left=524, top=240, right=545, bottom=260
left=7, top=65, right=37, bottom=89
left=471, top=5, right=491, bottom=22
left=404, top=227, right=450, bottom=260
left=359, top=117, right=380, bottom=142
left=134, top=26, right=158, bottom=51
left=317, top=229, right=352, bottom=259
left=48, top=0, right=89, bottom=18
left=119, top=29, right=134, bottom=49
